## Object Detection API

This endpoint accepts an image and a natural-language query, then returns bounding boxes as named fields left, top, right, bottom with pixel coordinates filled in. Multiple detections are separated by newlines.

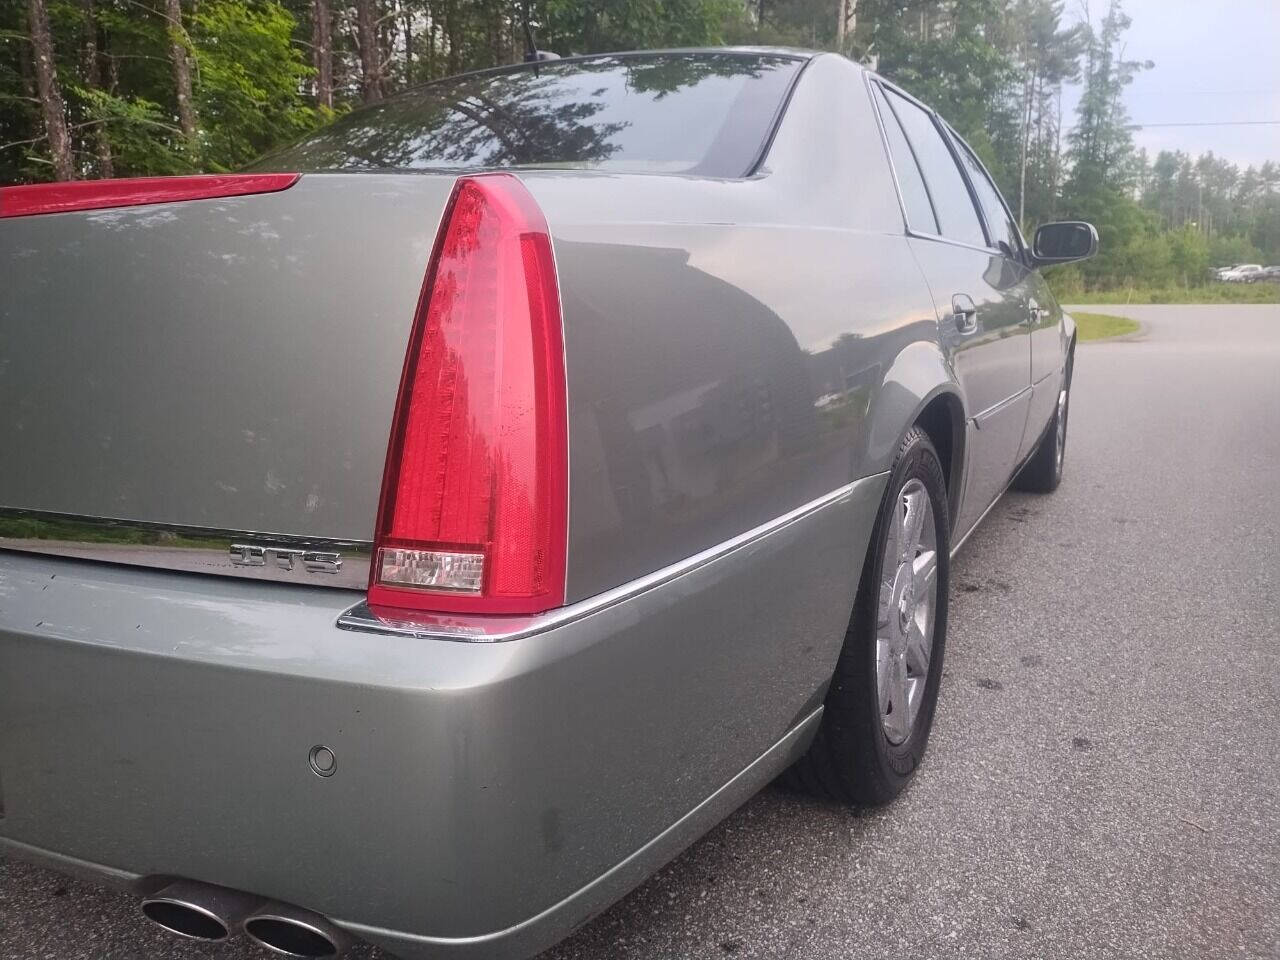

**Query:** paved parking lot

left=3, top=304, right=1278, bottom=959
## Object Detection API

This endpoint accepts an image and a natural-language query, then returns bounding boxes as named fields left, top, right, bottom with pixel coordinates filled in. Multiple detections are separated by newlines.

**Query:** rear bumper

left=0, top=474, right=882, bottom=959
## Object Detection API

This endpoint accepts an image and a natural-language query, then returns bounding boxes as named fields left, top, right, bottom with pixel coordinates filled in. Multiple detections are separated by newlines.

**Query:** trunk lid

left=0, top=173, right=457, bottom=584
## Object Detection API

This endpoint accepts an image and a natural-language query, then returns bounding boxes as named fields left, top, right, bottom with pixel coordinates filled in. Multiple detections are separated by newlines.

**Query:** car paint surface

left=0, top=50, right=1075, bottom=960
left=0, top=474, right=881, bottom=958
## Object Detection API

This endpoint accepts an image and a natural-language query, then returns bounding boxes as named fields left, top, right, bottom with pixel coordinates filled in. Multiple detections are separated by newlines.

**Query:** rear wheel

left=785, top=425, right=950, bottom=806
left=1014, top=355, right=1072, bottom=493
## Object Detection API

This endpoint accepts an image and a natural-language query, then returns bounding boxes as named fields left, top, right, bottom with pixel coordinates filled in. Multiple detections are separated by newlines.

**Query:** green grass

left=1055, top=282, right=1279, bottom=305
left=1072, top=312, right=1141, bottom=341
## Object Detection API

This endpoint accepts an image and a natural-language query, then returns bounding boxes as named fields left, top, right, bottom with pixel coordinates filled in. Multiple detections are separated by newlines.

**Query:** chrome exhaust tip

left=140, top=879, right=262, bottom=942
left=244, top=903, right=349, bottom=958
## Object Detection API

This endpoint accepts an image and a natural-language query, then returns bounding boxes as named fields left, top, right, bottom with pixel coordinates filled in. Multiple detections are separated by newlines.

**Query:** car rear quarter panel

left=0, top=53, right=975, bottom=960
left=523, top=54, right=952, bottom=604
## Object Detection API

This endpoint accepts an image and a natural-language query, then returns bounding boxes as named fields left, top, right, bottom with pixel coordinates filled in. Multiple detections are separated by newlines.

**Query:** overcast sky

left=1059, top=0, right=1280, bottom=169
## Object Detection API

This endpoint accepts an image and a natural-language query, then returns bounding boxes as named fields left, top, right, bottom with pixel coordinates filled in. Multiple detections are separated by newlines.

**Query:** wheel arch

left=866, top=339, right=967, bottom=530
left=914, top=391, right=966, bottom=527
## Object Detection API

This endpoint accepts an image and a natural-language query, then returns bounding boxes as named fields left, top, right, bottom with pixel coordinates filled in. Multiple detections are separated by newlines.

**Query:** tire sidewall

left=859, top=431, right=951, bottom=780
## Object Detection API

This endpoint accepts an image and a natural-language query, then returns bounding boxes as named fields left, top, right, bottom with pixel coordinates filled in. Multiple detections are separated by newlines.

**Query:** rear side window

left=949, top=129, right=1022, bottom=256
left=880, top=87, right=987, bottom=248
left=872, top=84, right=939, bottom=234
left=252, top=53, right=803, bottom=179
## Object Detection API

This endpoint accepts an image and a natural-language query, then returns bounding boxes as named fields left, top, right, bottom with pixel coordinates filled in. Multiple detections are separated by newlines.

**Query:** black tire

left=785, top=425, right=950, bottom=807
left=1014, top=352, right=1073, bottom=493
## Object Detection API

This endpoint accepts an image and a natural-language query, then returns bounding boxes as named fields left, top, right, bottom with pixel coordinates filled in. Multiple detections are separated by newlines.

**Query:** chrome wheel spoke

left=883, top=652, right=911, bottom=743
left=904, top=616, right=930, bottom=674
left=1055, top=388, right=1068, bottom=469
left=876, top=639, right=895, bottom=712
left=877, top=579, right=894, bottom=632
left=875, top=476, right=939, bottom=746
left=900, top=488, right=928, bottom=563
left=905, top=675, right=923, bottom=727
left=913, top=548, right=937, bottom=596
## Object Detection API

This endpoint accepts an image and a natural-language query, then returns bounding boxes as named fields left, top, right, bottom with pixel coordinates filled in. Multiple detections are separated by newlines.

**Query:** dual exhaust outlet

left=140, top=879, right=350, bottom=957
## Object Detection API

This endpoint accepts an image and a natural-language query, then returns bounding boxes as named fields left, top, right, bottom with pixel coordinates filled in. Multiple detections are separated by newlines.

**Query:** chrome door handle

left=951, top=294, right=978, bottom=334
left=1027, top=298, right=1047, bottom=325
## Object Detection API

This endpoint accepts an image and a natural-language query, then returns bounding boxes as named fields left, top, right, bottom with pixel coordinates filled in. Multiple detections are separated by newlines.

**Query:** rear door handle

left=951, top=294, right=978, bottom=334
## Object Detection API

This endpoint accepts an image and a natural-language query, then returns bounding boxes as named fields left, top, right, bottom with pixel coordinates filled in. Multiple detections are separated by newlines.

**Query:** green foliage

left=854, top=0, right=1020, bottom=193
left=1058, top=283, right=1280, bottom=305
left=69, top=85, right=191, bottom=175
left=542, top=0, right=741, bottom=52
left=1165, top=225, right=1209, bottom=287
left=0, top=0, right=1276, bottom=303
left=190, top=0, right=318, bottom=169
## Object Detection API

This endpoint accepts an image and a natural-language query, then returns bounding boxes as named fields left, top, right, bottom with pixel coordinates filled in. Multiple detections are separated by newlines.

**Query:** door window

left=871, top=84, right=939, bottom=235
left=949, top=130, right=1023, bottom=258
left=880, top=87, right=987, bottom=249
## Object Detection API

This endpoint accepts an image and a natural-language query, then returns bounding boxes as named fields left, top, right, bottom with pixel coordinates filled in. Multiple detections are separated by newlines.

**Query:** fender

left=865, top=338, right=967, bottom=521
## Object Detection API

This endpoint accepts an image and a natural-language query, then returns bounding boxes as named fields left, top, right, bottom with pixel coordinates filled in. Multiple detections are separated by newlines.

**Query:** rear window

left=252, top=53, right=804, bottom=179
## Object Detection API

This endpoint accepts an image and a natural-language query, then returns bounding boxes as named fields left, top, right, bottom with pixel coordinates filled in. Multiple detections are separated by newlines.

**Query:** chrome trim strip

left=951, top=403, right=1047, bottom=557
left=337, top=474, right=887, bottom=642
left=0, top=508, right=371, bottom=589
left=950, top=484, right=1008, bottom=558
left=972, top=384, right=1032, bottom=425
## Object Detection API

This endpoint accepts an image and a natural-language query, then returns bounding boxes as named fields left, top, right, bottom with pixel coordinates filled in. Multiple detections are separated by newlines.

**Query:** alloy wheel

left=876, top=478, right=939, bottom=745
left=1055, top=385, right=1069, bottom=474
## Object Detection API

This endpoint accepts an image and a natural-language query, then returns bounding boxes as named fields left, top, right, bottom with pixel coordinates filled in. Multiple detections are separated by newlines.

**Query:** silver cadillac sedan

left=0, top=48, right=1095, bottom=959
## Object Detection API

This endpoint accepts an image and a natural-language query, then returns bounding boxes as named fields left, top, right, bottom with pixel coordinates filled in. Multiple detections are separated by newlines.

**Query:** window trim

left=941, top=120, right=1030, bottom=261
left=863, top=72, right=1004, bottom=258
left=745, top=53, right=818, bottom=178
left=868, top=81, right=941, bottom=235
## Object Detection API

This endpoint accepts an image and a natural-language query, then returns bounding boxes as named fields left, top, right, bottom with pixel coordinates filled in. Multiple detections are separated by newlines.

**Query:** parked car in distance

left=0, top=48, right=1095, bottom=960
left=1253, top=265, right=1280, bottom=282
left=1221, top=263, right=1264, bottom=282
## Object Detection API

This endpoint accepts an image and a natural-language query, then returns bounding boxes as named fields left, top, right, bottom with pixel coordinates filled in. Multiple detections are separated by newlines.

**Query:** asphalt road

left=3, top=304, right=1278, bottom=960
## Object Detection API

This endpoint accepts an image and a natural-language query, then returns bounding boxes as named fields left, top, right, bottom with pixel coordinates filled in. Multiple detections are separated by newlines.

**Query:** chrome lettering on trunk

left=229, top=544, right=344, bottom=574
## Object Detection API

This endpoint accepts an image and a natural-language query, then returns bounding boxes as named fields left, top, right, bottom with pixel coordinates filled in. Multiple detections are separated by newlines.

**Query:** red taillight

left=0, top=174, right=299, bottom=218
left=368, top=174, right=568, bottom=616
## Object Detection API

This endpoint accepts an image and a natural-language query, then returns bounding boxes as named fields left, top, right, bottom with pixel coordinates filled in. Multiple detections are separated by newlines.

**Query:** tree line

left=2, top=0, right=1277, bottom=286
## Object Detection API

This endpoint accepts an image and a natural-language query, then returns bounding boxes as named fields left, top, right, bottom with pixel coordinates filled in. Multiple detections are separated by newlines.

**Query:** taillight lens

left=0, top=174, right=299, bottom=218
left=368, top=174, right=568, bottom=616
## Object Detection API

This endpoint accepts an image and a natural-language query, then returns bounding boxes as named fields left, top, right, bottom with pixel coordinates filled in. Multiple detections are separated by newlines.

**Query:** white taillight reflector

left=377, top=548, right=485, bottom=594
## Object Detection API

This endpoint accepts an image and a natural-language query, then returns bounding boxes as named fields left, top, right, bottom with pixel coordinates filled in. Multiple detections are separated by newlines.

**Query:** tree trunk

left=426, top=6, right=436, bottom=80
left=80, top=0, right=114, bottom=177
left=835, top=0, right=847, bottom=52
left=1018, top=65, right=1035, bottom=227
left=356, top=0, right=384, bottom=103
left=27, top=0, right=75, bottom=180
left=312, top=0, right=334, bottom=109
left=164, top=0, right=197, bottom=139
left=401, top=0, right=413, bottom=86
left=17, top=11, right=37, bottom=101
left=445, top=0, right=461, bottom=74
left=1051, top=85, right=1062, bottom=217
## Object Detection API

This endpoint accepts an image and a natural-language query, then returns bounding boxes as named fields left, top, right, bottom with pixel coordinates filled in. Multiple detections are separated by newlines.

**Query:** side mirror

left=1031, top=221, right=1098, bottom=267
